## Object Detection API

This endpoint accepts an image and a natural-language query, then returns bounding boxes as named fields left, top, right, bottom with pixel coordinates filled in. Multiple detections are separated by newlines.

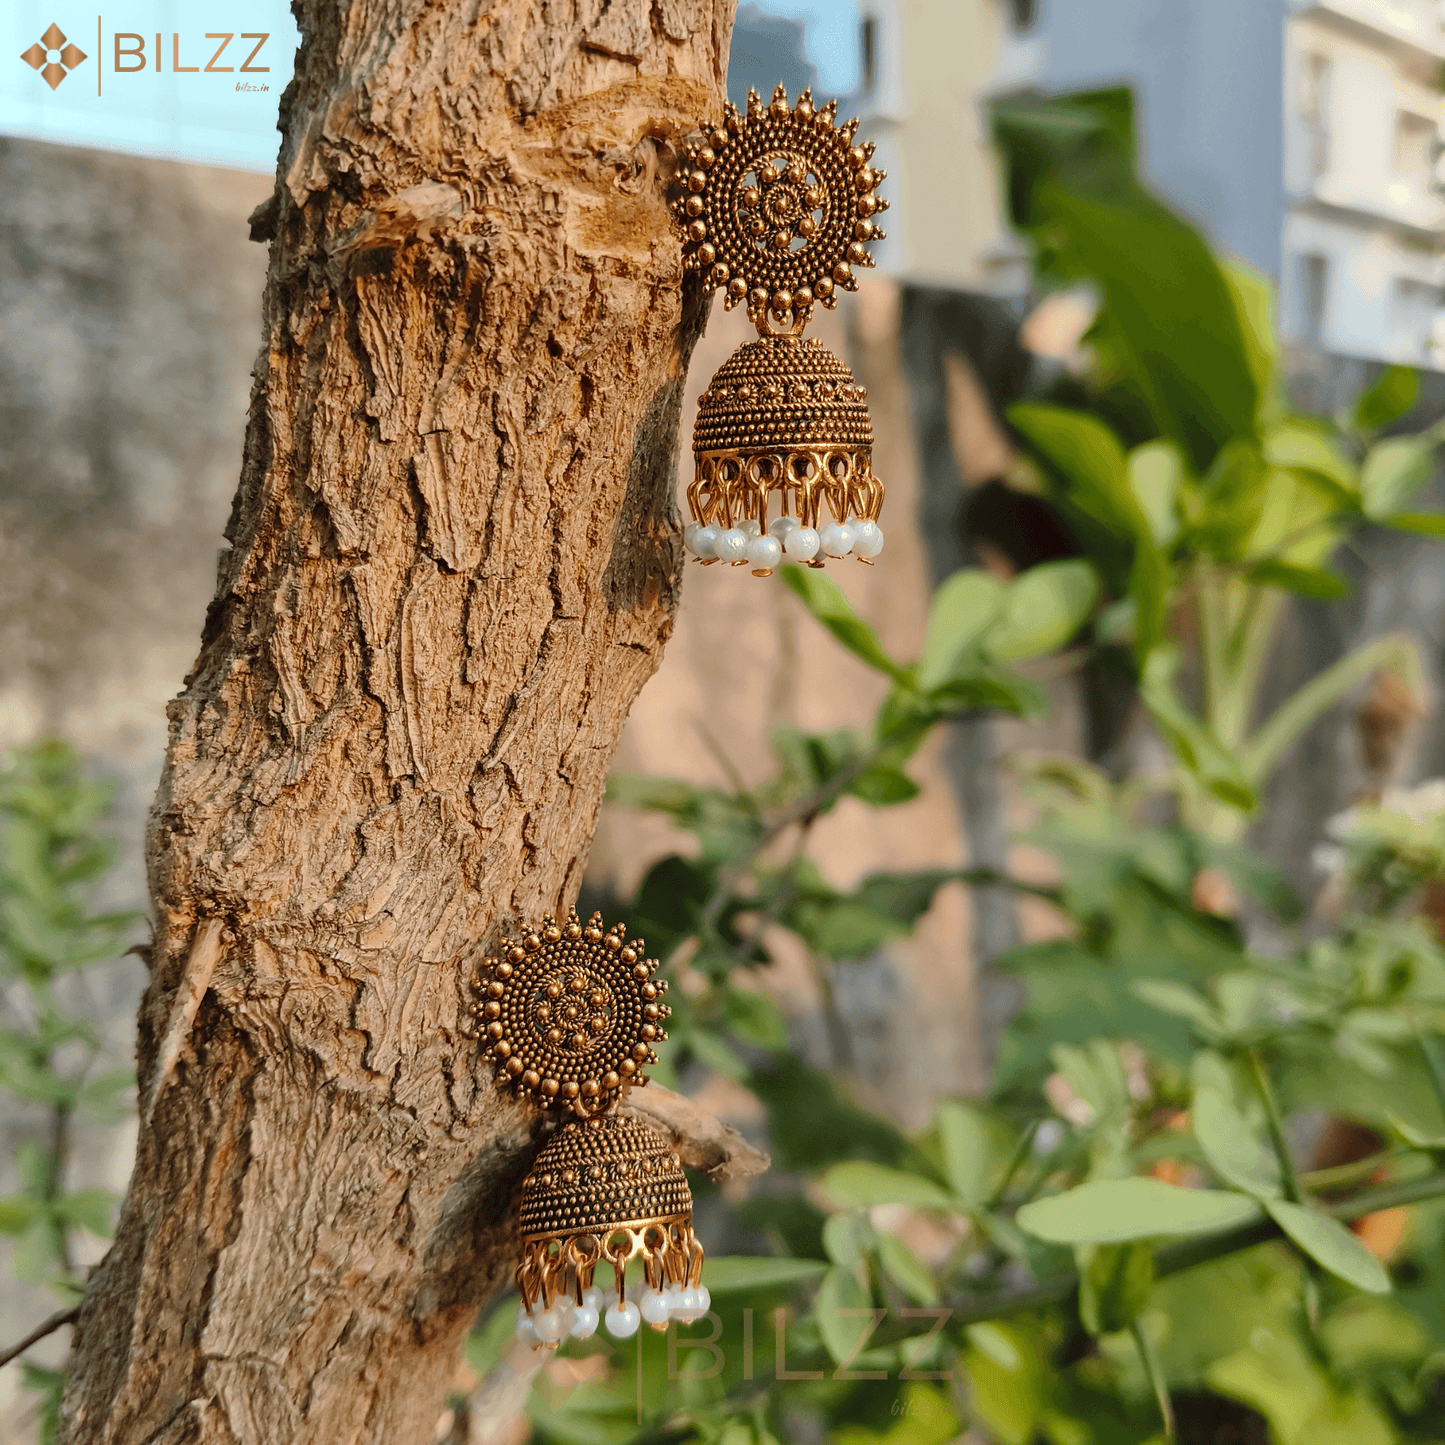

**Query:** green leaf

left=1360, top=435, right=1437, bottom=519
left=1246, top=559, right=1348, bottom=600
left=1352, top=364, right=1420, bottom=432
left=11, top=1216, right=63, bottom=1285
left=1005, top=410, right=1154, bottom=616
left=788, top=868, right=959, bottom=961
left=992, top=90, right=1262, bottom=473
left=1131, top=978, right=1222, bottom=1035
left=1382, top=510, right=1445, bottom=536
left=1139, top=647, right=1256, bottom=810
left=964, top=1322, right=1021, bottom=1371
left=1264, top=421, right=1362, bottom=509
left=917, top=570, right=1004, bottom=690
left=1078, top=1241, right=1154, bottom=1334
left=876, top=1230, right=939, bottom=1305
left=700, top=1255, right=829, bottom=1294
left=1016, top=1176, right=1263, bottom=1244
left=962, top=1318, right=1045, bottom=1445
left=687, top=1028, right=749, bottom=1081
left=1263, top=1199, right=1390, bottom=1294
left=925, top=667, right=1048, bottom=721
left=823, top=1212, right=872, bottom=1271
left=1126, top=440, right=1182, bottom=547
left=1191, top=1089, right=1282, bottom=1198
left=983, top=560, right=1100, bottom=662
left=750, top=1057, right=907, bottom=1171
left=780, top=565, right=910, bottom=684
left=819, top=1161, right=957, bottom=1212
left=845, top=764, right=920, bottom=806
left=1193, top=439, right=1267, bottom=561
left=937, top=1101, right=990, bottom=1208
left=814, top=1264, right=874, bottom=1364
left=722, top=987, right=790, bottom=1051
left=0, top=1195, right=40, bottom=1234
left=54, top=1188, right=115, bottom=1238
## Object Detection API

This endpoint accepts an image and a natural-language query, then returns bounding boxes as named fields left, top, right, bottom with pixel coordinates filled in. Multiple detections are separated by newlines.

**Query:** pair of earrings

left=678, top=86, right=889, bottom=576
left=469, top=910, right=709, bottom=1346
left=478, top=88, right=886, bottom=1346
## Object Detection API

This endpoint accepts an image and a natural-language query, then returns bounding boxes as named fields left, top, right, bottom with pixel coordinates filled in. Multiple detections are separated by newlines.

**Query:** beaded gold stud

left=467, top=909, right=708, bottom=1345
left=676, top=84, right=889, bottom=575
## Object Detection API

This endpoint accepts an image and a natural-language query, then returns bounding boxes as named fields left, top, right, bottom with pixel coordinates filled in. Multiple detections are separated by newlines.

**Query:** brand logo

left=20, top=23, right=88, bottom=89
left=17, top=19, right=272, bottom=96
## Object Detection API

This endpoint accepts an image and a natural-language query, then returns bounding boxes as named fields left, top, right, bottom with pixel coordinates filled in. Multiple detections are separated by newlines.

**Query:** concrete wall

left=0, top=135, right=272, bottom=1441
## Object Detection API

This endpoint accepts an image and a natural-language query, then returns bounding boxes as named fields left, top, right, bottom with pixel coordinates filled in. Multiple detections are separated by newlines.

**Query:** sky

left=1, top=0, right=859, bottom=173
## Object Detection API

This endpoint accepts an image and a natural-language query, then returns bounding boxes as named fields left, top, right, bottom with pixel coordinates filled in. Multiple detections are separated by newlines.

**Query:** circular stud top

left=674, top=84, right=888, bottom=336
left=469, top=909, right=669, bottom=1118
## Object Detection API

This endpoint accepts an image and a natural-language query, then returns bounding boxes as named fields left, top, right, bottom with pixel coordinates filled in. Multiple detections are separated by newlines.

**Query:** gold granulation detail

left=465, top=908, right=669, bottom=1118
left=674, top=83, right=888, bottom=337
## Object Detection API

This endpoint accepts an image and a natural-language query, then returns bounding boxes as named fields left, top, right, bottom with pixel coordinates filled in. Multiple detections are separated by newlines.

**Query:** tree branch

left=0, top=1306, right=79, bottom=1370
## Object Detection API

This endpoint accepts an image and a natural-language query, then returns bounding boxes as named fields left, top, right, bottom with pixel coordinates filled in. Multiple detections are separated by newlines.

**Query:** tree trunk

left=59, top=3, right=730, bottom=1440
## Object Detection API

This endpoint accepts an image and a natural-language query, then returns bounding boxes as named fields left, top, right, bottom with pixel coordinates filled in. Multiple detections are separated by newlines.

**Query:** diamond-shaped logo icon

left=20, top=22, right=87, bottom=90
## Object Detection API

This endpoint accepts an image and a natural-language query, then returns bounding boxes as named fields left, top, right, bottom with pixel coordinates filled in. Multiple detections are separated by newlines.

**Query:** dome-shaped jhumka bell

left=468, top=910, right=710, bottom=1348
left=676, top=84, right=889, bottom=576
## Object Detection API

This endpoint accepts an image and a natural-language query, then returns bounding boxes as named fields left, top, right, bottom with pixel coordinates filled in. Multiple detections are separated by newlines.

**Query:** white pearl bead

left=568, top=1304, right=600, bottom=1339
left=639, top=1288, right=671, bottom=1328
left=851, top=520, right=884, bottom=558
left=515, top=1304, right=542, bottom=1347
left=783, top=526, right=821, bottom=560
left=532, top=1304, right=569, bottom=1342
left=714, top=528, right=749, bottom=563
left=604, top=1300, right=641, bottom=1338
left=739, top=518, right=763, bottom=537
left=582, top=1286, right=605, bottom=1313
left=602, top=1287, right=619, bottom=1311
left=769, top=516, right=799, bottom=540
left=663, top=1283, right=684, bottom=1307
left=820, top=522, right=856, bottom=558
left=746, top=535, right=782, bottom=571
left=671, top=1286, right=708, bottom=1322
left=692, top=525, right=719, bottom=559
left=683, top=523, right=704, bottom=555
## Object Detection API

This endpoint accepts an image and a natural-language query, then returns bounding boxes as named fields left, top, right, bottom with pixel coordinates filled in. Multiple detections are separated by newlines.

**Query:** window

left=860, top=14, right=877, bottom=94
left=1391, top=277, right=1440, bottom=360
left=1300, top=53, right=1330, bottom=181
left=1394, top=111, right=1436, bottom=191
left=1010, top=0, right=1038, bottom=32
left=1298, top=253, right=1329, bottom=347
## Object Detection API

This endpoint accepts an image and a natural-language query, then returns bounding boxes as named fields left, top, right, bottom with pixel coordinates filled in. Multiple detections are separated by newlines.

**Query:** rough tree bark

left=59, top=2, right=732, bottom=1440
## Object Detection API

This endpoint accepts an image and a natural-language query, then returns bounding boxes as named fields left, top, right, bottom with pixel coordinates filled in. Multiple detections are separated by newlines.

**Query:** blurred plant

left=0, top=741, right=137, bottom=1440
left=465, top=85, right=1445, bottom=1445
left=992, top=87, right=1441, bottom=839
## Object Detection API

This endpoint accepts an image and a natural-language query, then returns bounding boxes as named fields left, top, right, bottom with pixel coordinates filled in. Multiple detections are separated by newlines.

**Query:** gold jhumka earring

left=468, top=909, right=708, bottom=1346
left=676, top=85, right=889, bottom=576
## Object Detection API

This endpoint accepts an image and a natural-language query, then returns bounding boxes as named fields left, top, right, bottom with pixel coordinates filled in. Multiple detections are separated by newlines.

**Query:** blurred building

left=1283, top=2, right=1445, bottom=368
left=985, top=0, right=1445, bottom=370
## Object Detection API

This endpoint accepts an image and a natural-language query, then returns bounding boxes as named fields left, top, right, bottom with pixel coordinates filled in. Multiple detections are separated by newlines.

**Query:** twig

left=623, top=1083, right=770, bottom=1182
left=146, top=915, right=226, bottom=1125
left=0, top=1306, right=79, bottom=1369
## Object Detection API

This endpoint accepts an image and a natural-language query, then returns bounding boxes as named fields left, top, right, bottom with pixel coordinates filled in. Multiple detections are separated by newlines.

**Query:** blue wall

left=1022, top=0, right=1286, bottom=277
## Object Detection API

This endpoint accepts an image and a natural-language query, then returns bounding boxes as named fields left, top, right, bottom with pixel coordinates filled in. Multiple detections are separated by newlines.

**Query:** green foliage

left=0, top=741, right=137, bottom=1438
left=506, top=86, right=1445, bottom=1445
left=992, top=88, right=1443, bottom=841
